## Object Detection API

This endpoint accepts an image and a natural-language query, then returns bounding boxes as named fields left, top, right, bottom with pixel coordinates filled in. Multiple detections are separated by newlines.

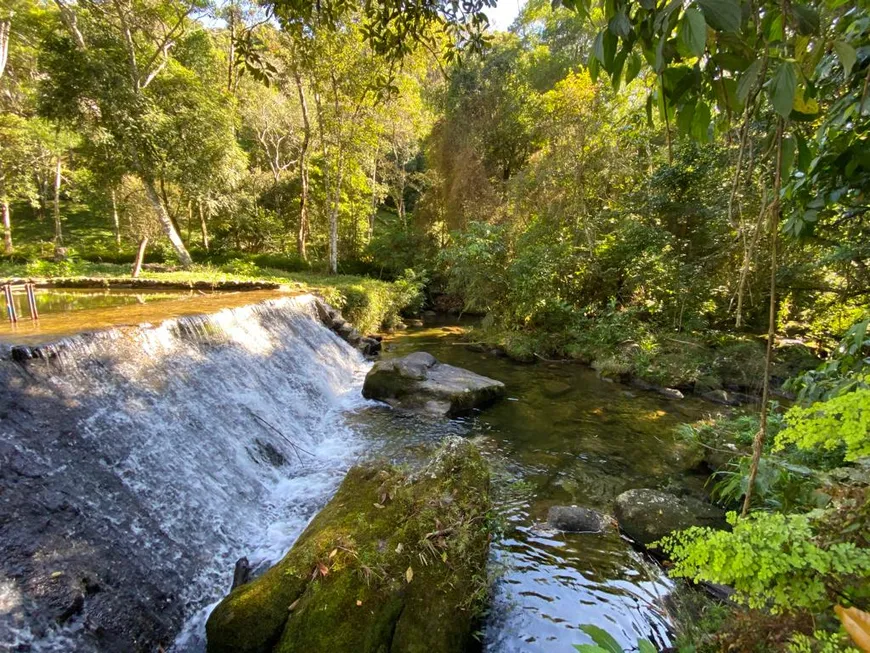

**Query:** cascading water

left=0, top=295, right=371, bottom=652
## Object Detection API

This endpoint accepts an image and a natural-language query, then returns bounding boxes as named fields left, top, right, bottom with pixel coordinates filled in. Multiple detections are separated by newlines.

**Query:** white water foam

left=0, top=295, right=372, bottom=652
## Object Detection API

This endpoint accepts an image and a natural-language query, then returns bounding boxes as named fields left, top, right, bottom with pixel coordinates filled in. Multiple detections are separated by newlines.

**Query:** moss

left=206, top=437, right=492, bottom=653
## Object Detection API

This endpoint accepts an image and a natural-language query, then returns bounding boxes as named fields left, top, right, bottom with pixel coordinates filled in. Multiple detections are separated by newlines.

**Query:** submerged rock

left=547, top=506, right=610, bottom=533
left=701, top=389, right=756, bottom=406
left=362, top=352, right=505, bottom=416
left=613, top=489, right=725, bottom=547
left=206, top=437, right=492, bottom=653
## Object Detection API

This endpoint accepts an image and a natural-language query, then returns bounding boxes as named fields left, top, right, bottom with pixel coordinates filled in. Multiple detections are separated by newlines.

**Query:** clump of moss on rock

left=206, top=436, right=492, bottom=653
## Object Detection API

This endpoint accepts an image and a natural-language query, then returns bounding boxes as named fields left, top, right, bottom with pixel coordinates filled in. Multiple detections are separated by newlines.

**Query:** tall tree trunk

left=369, top=155, right=377, bottom=241
left=53, top=155, right=63, bottom=249
left=199, top=201, right=209, bottom=252
left=111, top=188, right=121, bottom=250
left=293, top=68, right=311, bottom=261
left=0, top=16, right=10, bottom=80
left=131, top=236, right=148, bottom=278
left=2, top=199, right=12, bottom=255
left=140, top=173, right=193, bottom=267
left=742, top=119, right=784, bottom=516
left=328, top=155, right=343, bottom=275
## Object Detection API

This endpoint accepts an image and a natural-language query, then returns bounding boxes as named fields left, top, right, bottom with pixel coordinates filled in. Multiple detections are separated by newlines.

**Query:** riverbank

left=462, top=321, right=822, bottom=404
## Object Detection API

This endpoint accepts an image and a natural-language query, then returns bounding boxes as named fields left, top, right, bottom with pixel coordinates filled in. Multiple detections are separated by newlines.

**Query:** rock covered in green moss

left=614, top=489, right=725, bottom=548
left=206, top=436, right=492, bottom=653
left=362, top=352, right=505, bottom=416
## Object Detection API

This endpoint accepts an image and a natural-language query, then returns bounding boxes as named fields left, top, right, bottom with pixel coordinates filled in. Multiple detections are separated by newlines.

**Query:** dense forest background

left=2, top=0, right=869, bottom=650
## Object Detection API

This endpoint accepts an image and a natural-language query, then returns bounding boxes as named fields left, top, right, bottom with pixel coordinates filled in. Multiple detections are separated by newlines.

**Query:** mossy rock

left=362, top=352, right=505, bottom=416
left=206, top=437, right=492, bottom=653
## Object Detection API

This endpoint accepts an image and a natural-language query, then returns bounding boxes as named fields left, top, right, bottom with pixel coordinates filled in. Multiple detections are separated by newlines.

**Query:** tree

left=0, top=114, right=38, bottom=255
left=41, top=0, right=225, bottom=268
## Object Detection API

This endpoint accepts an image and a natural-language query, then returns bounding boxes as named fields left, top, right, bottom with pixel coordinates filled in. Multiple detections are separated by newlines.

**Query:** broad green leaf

left=654, top=34, right=666, bottom=72
left=602, top=30, right=618, bottom=69
left=645, top=93, right=654, bottom=127
left=692, top=101, right=712, bottom=142
left=696, top=0, right=741, bottom=33
left=765, top=13, right=784, bottom=42
left=609, top=11, right=632, bottom=38
left=625, top=51, right=643, bottom=84
left=736, top=59, right=762, bottom=104
left=677, top=101, right=696, bottom=136
left=611, top=48, right=629, bottom=91
left=833, top=41, right=857, bottom=77
left=679, top=8, right=707, bottom=57
left=790, top=5, right=820, bottom=35
left=793, top=86, right=819, bottom=115
left=573, top=646, right=611, bottom=653
left=588, top=52, right=601, bottom=83
left=638, top=640, right=657, bottom=653
left=768, top=61, right=797, bottom=118
left=579, top=625, right=623, bottom=653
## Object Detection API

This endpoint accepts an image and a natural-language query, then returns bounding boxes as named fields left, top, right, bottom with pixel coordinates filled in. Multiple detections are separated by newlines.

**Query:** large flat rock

left=362, top=352, right=505, bottom=416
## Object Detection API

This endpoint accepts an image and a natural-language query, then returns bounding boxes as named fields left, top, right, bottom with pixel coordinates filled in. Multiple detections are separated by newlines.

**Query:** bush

left=659, top=509, right=870, bottom=613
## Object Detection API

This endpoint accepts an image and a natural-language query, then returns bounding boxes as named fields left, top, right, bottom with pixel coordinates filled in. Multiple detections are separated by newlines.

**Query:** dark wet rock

left=358, top=336, right=382, bottom=356
left=614, top=489, right=726, bottom=548
left=362, top=352, right=505, bottom=416
left=206, top=437, right=491, bottom=653
left=701, top=389, right=756, bottom=405
left=703, top=442, right=743, bottom=473
left=423, top=310, right=437, bottom=317
left=547, top=506, right=610, bottom=533
left=313, top=298, right=380, bottom=357
left=541, top=381, right=572, bottom=398
left=464, top=343, right=488, bottom=353
left=406, top=318, right=424, bottom=327
left=630, top=378, right=684, bottom=400
left=772, top=341, right=820, bottom=383
left=231, top=557, right=251, bottom=591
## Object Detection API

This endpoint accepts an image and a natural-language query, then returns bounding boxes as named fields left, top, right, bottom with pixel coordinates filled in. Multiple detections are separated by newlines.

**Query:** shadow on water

left=352, top=320, right=714, bottom=652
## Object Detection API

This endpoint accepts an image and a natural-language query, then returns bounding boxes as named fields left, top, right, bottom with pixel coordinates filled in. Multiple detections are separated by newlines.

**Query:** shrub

left=659, top=510, right=870, bottom=613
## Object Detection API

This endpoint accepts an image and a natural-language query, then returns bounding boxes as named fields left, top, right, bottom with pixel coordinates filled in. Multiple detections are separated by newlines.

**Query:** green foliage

left=787, top=630, right=862, bottom=653
left=573, top=624, right=655, bottom=653
left=776, top=389, right=870, bottom=463
left=660, top=510, right=870, bottom=613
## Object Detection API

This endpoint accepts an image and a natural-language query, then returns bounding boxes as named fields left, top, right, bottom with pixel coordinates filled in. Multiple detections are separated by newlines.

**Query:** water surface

left=366, top=321, right=711, bottom=651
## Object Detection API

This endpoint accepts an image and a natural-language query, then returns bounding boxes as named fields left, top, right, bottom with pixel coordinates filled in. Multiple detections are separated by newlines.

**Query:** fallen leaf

left=356, top=600, right=363, bottom=607
left=329, top=548, right=338, bottom=559
left=836, top=605, right=870, bottom=652
left=50, top=571, right=63, bottom=579
left=405, top=566, right=414, bottom=583
left=317, top=562, right=330, bottom=577
left=288, top=598, right=300, bottom=612
left=395, top=543, right=404, bottom=554
left=373, top=503, right=385, bottom=509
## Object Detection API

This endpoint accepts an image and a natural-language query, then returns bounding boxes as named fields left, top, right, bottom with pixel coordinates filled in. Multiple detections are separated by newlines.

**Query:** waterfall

left=0, top=295, right=371, bottom=652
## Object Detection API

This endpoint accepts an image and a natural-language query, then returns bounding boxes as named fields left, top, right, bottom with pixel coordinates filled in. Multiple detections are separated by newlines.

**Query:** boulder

left=206, top=437, right=491, bottom=653
left=613, top=489, right=725, bottom=547
left=362, top=352, right=505, bottom=416
left=701, top=389, right=756, bottom=406
left=547, top=506, right=610, bottom=533
left=540, top=381, right=572, bottom=398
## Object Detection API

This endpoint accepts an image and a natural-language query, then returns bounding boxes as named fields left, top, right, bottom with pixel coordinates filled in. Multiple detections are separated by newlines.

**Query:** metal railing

left=3, top=283, right=39, bottom=323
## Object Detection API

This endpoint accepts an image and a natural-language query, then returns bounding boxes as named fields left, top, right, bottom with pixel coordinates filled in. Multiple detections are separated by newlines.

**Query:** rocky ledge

left=362, top=352, right=506, bottom=416
left=313, top=298, right=381, bottom=357
left=206, top=436, right=492, bottom=653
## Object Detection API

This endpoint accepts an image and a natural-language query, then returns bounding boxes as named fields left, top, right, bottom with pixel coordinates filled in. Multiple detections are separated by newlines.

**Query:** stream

left=364, top=320, right=711, bottom=651
left=0, top=297, right=713, bottom=652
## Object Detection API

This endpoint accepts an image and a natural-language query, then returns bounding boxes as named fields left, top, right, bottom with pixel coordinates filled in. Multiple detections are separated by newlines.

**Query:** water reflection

left=359, top=321, right=712, bottom=652
left=0, top=288, right=290, bottom=345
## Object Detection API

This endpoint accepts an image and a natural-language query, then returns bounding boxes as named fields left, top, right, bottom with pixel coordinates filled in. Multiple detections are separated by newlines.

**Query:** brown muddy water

left=0, top=288, right=289, bottom=345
